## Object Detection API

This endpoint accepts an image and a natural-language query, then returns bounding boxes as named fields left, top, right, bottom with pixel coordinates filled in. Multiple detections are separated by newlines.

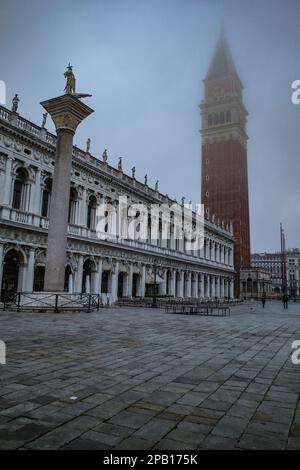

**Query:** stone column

left=110, top=261, right=119, bottom=301
left=192, top=273, right=198, bottom=298
left=68, top=272, right=73, bottom=293
left=96, top=259, right=103, bottom=294
left=199, top=273, right=204, bottom=298
left=211, top=276, right=215, bottom=298
left=127, top=264, right=133, bottom=298
left=1, top=156, right=13, bottom=207
left=41, top=93, right=93, bottom=292
left=139, top=265, right=146, bottom=297
left=215, top=276, right=220, bottom=298
left=230, top=279, right=234, bottom=299
left=0, top=243, right=4, bottom=292
left=168, top=270, right=175, bottom=297
left=75, top=255, right=84, bottom=293
left=159, top=270, right=167, bottom=295
left=178, top=271, right=184, bottom=298
left=186, top=272, right=192, bottom=298
left=25, top=248, right=35, bottom=292
left=206, top=274, right=210, bottom=298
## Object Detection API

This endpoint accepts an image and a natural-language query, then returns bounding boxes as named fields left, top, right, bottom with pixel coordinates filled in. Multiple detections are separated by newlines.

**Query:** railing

left=3, top=292, right=103, bottom=313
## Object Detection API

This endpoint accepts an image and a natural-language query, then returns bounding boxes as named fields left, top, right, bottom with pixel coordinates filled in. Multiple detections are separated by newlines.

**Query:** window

left=12, top=167, right=28, bottom=210
left=41, top=178, right=52, bottom=217
left=214, top=113, right=219, bottom=125
left=220, top=111, right=225, bottom=124
left=208, top=114, right=212, bottom=126
left=226, top=110, right=231, bottom=122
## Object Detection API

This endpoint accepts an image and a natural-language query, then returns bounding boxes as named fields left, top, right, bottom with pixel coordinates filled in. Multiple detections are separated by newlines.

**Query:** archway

left=118, top=272, right=125, bottom=298
left=64, top=265, right=73, bottom=293
left=132, top=273, right=139, bottom=297
left=1, top=249, right=22, bottom=301
left=82, top=259, right=93, bottom=293
left=33, top=265, right=45, bottom=292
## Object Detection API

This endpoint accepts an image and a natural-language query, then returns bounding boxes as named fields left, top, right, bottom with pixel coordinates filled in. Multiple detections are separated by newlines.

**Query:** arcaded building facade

left=0, top=103, right=235, bottom=302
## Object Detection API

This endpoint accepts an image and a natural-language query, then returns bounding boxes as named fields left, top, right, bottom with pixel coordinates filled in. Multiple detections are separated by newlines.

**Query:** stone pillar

left=168, top=270, right=176, bottom=297
left=211, top=276, right=215, bottom=298
left=159, top=270, right=167, bottom=295
left=215, top=276, right=220, bottom=298
left=140, top=265, right=146, bottom=297
left=96, top=259, right=103, bottom=294
left=68, top=272, right=73, bottom=293
left=199, top=273, right=204, bottom=298
left=127, top=264, right=133, bottom=298
left=192, top=273, right=198, bottom=298
left=230, top=279, right=234, bottom=299
left=1, top=156, right=13, bottom=207
left=186, top=272, right=192, bottom=298
left=111, top=261, right=119, bottom=301
left=178, top=271, right=184, bottom=298
left=0, top=243, right=4, bottom=291
left=30, top=168, right=41, bottom=214
left=75, top=255, right=84, bottom=293
left=206, top=274, right=210, bottom=298
left=25, top=248, right=35, bottom=292
left=41, top=93, right=93, bottom=292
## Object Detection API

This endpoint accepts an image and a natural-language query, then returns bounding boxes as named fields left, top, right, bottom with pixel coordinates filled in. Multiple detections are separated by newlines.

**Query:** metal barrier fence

left=3, top=292, right=102, bottom=313
left=165, top=304, right=230, bottom=316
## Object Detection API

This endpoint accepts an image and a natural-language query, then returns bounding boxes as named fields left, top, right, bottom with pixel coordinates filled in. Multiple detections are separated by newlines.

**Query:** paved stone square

left=0, top=301, right=300, bottom=450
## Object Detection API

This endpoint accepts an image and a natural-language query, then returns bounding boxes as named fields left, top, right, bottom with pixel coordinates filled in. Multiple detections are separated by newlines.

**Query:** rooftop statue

left=11, top=94, right=19, bottom=113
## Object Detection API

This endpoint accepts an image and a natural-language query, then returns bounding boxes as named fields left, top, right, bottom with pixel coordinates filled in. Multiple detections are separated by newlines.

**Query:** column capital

left=40, top=94, right=94, bottom=133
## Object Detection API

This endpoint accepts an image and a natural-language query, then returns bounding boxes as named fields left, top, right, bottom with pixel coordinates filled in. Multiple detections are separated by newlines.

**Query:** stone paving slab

left=0, top=301, right=300, bottom=450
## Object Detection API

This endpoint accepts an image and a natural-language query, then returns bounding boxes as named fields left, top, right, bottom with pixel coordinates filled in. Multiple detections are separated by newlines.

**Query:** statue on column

left=131, top=166, right=136, bottom=179
left=41, top=112, right=48, bottom=128
left=102, top=149, right=108, bottom=162
left=11, top=94, right=19, bottom=113
left=118, top=157, right=122, bottom=171
left=155, top=180, right=159, bottom=191
left=64, top=63, right=76, bottom=94
left=86, top=138, right=91, bottom=153
left=181, top=196, right=185, bottom=206
left=144, top=174, right=148, bottom=185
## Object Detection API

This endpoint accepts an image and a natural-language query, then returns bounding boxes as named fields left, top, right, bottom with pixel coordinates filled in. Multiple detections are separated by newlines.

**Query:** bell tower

left=200, top=30, right=251, bottom=297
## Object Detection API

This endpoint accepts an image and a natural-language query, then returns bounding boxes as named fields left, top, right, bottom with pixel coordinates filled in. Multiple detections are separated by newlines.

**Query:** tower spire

left=206, top=28, right=239, bottom=81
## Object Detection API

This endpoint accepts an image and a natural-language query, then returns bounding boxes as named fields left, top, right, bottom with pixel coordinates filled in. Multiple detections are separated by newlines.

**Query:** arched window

left=87, top=195, right=97, bottom=229
left=12, top=167, right=28, bottom=210
left=41, top=178, right=52, bottom=217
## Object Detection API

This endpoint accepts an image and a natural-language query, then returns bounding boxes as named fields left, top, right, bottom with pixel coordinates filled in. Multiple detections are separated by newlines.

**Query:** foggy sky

left=1, top=0, right=299, bottom=252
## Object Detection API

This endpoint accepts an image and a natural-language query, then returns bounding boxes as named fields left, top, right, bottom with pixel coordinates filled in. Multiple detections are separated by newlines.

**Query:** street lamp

left=151, top=259, right=161, bottom=308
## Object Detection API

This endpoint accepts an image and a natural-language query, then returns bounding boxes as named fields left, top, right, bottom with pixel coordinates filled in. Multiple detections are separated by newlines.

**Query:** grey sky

left=1, top=0, right=299, bottom=252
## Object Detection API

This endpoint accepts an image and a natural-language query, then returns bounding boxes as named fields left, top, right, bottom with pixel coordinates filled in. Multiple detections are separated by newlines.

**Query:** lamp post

left=151, top=259, right=161, bottom=308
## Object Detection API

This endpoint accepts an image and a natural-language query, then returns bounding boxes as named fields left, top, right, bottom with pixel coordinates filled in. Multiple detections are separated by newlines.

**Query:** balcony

left=0, top=205, right=234, bottom=271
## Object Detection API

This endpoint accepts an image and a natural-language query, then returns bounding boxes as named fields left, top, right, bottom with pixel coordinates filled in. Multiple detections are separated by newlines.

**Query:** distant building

left=200, top=30, right=251, bottom=297
left=252, top=249, right=300, bottom=297
left=240, top=267, right=272, bottom=299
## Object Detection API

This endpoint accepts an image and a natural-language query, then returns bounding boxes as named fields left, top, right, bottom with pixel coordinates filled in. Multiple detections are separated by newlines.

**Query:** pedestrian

left=261, top=293, right=266, bottom=308
left=282, top=293, right=289, bottom=309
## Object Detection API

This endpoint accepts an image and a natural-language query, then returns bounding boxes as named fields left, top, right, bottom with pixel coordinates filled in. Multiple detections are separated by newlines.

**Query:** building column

left=191, top=273, right=198, bottom=298
left=68, top=271, right=73, bottom=293
left=205, top=274, right=209, bottom=298
left=127, top=264, right=133, bottom=298
left=1, top=156, right=14, bottom=206
left=75, top=255, right=84, bottom=293
left=0, top=244, right=4, bottom=291
left=29, top=168, right=42, bottom=214
left=215, top=276, right=220, bottom=298
left=169, top=270, right=176, bottom=297
left=139, top=265, right=146, bottom=297
left=211, top=275, right=216, bottom=298
left=25, top=248, right=35, bottom=292
left=111, top=261, right=119, bottom=301
left=159, top=270, right=167, bottom=295
left=230, top=279, right=234, bottom=299
left=178, top=271, right=184, bottom=298
left=199, top=273, right=204, bottom=298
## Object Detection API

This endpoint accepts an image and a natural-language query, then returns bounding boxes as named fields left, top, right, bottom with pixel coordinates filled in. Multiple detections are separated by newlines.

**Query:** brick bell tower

left=200, top=30, right=251, bottom=297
